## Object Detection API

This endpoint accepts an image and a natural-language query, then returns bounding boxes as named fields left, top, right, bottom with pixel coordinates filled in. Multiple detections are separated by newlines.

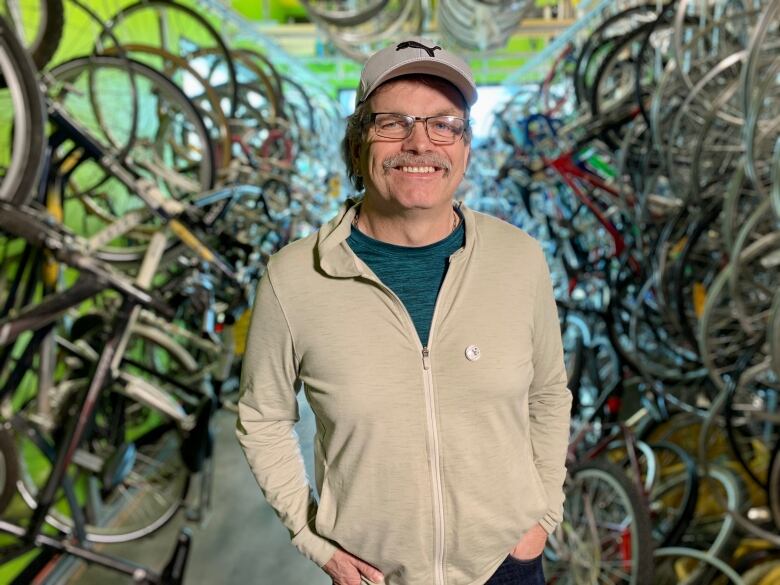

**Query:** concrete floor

left=59, top=395, right=331, bottom=585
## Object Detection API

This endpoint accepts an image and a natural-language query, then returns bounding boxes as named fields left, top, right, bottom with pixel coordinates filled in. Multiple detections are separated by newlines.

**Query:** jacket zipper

left=354, top=246, right=465, bottom=585
left=422, top=244, right=461, bottom=585
left=358, top=284, right=448, bottom=585
left=421, top=345, right=446, bottom=585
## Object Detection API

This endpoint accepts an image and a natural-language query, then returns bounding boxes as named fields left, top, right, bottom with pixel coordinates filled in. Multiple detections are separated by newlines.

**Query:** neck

left=354, top=201, right=459, bottom=246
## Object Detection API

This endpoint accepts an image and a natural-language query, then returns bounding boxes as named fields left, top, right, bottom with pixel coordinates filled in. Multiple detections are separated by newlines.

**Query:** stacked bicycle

left=0, top=1, right=343, bottom=582
left=298, top=0, right=540, bottom=60
left=464, top=0, right=780, bottom=583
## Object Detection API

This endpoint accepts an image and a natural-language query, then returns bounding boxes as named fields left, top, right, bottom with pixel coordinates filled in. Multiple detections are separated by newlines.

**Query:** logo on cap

left=395, top=41, right=442, bottom=57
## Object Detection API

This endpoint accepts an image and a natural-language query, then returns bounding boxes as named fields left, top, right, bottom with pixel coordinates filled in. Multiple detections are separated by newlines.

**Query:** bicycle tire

left=633, top=9, right=699, bottom=127
left=669, top=196, right=723, bottom=350
left=678, top=465, right=745, bottom=584
left=47, top=55, right=216, bottom=263
left=772, top=138, right=780, bottom=236
left=299, top=0, right=390, bottom=27
left=728, top=199, right=780, bottom=338
left=590, top=18, right=657, bottom=118
left=770, top=289, right=780, bottom=378
left=648, top=441, right=699, bottom=547
left=734, top=550, right=780, bottom=577
left=325, top=0, right=422, bottom=62
left=752, top=563, right=780, bottom=585
left=12, top=317, right=196, bottom=543
left=724, top=361, right=778, bottom=492
left=101, top=43, right=232, bottom=171
left=545, top=459, right=655, bottom=585
left=14, top=411, right=190, bottom=543
left=233, top=48, right=284, bottom=120
left=50, top=55, right=216, bottom=190
left=770, top=444, right=780, bottom=532
left=438, top=0, right=530, bottom=52
left=0, top=425, right=19, bottom=514
left=653, top=546, right=746, bottom=585
left=3, top=0, right=64, bottom=70
left=0, top=15, right=46, bottom=207
left=100, top=0, right=238, bottom=118
left=573, top=4, right=661, bottom=108
left=280, top=75, right=316, bottom=153
left=603, top=438, right=657, bottom=495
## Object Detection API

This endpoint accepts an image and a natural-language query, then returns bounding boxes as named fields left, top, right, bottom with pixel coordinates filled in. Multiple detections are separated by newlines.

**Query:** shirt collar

left=316, top=198, right=477, bottom=278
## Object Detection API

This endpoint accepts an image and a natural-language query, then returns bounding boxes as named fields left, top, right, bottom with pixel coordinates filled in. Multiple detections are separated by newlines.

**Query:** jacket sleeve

left=529, top=248, right=572, bottom=534
left=236, top=268, right=337, bottom=566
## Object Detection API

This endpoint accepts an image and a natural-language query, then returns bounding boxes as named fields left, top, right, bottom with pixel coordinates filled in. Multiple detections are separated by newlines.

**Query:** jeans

left=483, top=554, right=545, bottom=585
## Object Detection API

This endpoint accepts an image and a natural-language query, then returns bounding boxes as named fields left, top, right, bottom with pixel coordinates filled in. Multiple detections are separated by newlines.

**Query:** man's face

left=356, top=78, right=470, bottom=214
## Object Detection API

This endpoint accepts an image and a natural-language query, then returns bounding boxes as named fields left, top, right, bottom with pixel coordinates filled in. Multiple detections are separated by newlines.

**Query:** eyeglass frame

left=364, top=112, right=471, bottom=144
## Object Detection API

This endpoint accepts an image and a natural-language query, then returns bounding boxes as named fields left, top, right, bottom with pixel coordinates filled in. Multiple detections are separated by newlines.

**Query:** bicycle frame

left=0, top=67, right=253, bottom=584
left=549, top=152, right=629, bottom=258
left=0, top=232, right=189, bottom=584
left=44, top=102, right=237, bottom=280
left=0, top=204, right=172, bottom=347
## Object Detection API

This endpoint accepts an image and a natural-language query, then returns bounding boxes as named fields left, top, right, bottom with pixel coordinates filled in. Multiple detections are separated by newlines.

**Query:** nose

left=402, top=119, right=433, bottom=152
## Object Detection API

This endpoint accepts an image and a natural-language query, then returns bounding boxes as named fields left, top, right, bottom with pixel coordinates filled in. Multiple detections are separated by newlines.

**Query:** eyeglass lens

left=373, top=113, right=465, bottom=143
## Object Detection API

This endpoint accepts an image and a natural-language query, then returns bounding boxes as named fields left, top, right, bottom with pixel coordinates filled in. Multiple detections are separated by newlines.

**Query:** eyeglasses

left=367, top=113, right=468, bottom=144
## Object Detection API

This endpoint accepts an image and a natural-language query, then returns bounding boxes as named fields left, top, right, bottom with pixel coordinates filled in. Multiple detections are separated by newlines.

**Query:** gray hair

left=341, top=74, right=473, bottom=192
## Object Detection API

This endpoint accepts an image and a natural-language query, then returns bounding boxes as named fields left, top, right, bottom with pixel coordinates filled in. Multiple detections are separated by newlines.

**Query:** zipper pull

left=422, top=347, right=431, bottom=370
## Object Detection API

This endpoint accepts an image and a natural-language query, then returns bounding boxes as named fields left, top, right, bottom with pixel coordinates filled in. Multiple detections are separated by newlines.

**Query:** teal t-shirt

left=347, top=212, right=466, bottom=347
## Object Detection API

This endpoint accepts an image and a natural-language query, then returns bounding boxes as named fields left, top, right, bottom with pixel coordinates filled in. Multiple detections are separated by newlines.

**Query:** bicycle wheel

left=668, top=195, right=724, bottom=351
left=573, top=3, right=661, bottom=109
left=647, top=441, right=699, bottom=547
left=323, top=0, right=423, bottom=62
left=644, top=411, right=732, bottom=459
left=49, top=55, right=215, bottom=194
left=299, top=0, right=389, bottom=26
left=100, top=43, right=232, bottom=172
left=99, top=0, right=238, bottom=118
left=12, top=316, right=194, bottom=543
left=770, top=445, right=780, bottom=532
left=654, top=546, right=746, bottom=585
left=544, top=459, right=655, bottom=585
left=0, top=15, right=45, bottom=207
left=750, top=562, right=780, bottom=585
left=0, top=425, right=19, bottom=514
left=47, top=55, right=215, bottom=263
left=725, top=362, right=779, bottom=492
left=1, top=0, right=64, bottom=70
left=232, top=47, right=284, bottom=120
left=13, top=403, right=189, bottom=543
left=675, top=466, right=745, bottom=584
left=590, top=17, right=662, bottom=148
left=604, top=439, right=657, bottom=496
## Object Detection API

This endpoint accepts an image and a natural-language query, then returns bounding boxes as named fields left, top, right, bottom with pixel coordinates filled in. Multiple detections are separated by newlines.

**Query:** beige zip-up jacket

left=237, top=201, right=571, bottom=585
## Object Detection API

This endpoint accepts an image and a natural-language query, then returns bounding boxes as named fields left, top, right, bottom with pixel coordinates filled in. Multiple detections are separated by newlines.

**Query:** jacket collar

left=316, top=198, right=477, bottom=278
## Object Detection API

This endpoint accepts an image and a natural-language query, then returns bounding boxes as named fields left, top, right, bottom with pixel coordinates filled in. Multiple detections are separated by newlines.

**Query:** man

left=237, top=37, right=571, bottom=585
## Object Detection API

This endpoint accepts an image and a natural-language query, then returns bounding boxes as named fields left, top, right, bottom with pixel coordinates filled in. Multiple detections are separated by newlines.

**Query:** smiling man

left=237, top=38, right=571, bottom=585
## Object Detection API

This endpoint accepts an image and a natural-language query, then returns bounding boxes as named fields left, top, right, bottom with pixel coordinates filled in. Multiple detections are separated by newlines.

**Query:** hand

left=510, top=523, right=547, bottom=561
left=322, top=548, right=384, bottom=585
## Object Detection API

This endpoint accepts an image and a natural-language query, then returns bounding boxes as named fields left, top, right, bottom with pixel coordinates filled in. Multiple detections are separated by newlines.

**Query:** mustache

left=382, top=153, right=452, bottom=173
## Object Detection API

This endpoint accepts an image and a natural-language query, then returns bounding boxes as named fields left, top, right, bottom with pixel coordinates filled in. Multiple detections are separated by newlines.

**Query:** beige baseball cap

left=356, top=37, right=478, bottom=107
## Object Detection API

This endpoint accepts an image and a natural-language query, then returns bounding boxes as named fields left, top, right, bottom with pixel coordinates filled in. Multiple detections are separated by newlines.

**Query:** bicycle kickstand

left=158, top=527, right=193, bottom=585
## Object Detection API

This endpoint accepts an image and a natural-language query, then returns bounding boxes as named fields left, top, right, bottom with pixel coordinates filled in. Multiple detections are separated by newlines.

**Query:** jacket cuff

left=538, top=511, right=559, bottom=535
left=291, top=524, right=339, bottom=567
